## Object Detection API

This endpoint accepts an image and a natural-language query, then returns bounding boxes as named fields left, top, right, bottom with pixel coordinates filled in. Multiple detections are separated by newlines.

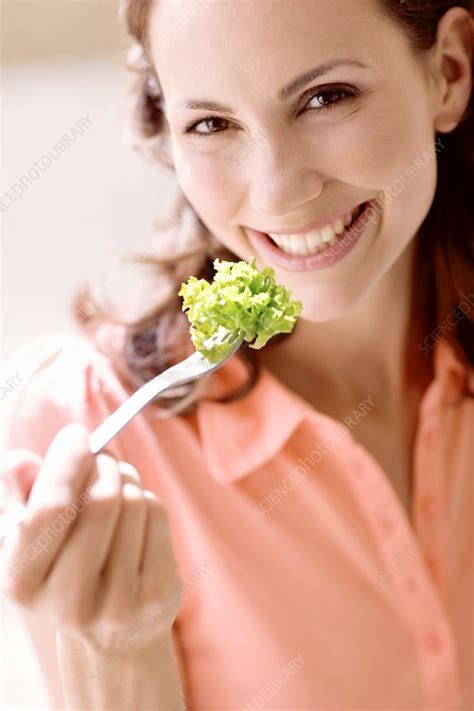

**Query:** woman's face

left=149, top=0, right=441, bottom=321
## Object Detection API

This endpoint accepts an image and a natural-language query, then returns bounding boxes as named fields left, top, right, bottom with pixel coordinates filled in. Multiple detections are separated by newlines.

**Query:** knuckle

left=121, top=484, right=145, bottom=513
left=57, top=595, right=93, bottom=630
left=144, top=491, right=167, bottom=520
left=139, top=589, right=181, bottom=633
left=117, top=460, right=141, bottom=481
left=56, top=422, right=90, bottom=446
left=95, top=452, right=118, bottom=469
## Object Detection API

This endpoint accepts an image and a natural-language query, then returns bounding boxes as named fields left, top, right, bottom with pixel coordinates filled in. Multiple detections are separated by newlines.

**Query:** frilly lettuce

left=178, top=257, right=303, bottom=362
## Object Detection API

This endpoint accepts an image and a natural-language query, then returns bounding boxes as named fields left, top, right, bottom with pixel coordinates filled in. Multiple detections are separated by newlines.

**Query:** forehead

left=148, top=0, right=397, bottom=102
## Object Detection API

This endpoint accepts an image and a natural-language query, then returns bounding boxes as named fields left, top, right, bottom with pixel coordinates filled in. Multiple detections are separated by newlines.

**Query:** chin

left=299, top=300, right=356, bottom=323
left=293, top=280, right=372, bottom=323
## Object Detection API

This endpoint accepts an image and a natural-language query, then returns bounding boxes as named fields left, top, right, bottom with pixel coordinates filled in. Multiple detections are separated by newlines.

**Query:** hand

left=0, top=423, right=182, bottom=654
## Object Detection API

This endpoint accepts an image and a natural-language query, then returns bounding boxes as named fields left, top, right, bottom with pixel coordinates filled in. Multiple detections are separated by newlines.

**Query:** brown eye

left=184, top=116, right=231, bottom=137
left=304, top=85, right=360, bottom=113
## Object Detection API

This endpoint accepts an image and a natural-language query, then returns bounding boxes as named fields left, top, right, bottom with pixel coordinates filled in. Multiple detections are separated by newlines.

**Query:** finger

left=26, top=424, right=94, bottom=515
left=116, top=460, right=142, bottom=485
left=139, top=493, right=179, bottom=601
left=45, top=453, right=123, bottom=604
left=101, top=470, right=147, bottom=609
left=138, top=493, right=181, bottom=635
left=1, top=424, right=94, bottom=589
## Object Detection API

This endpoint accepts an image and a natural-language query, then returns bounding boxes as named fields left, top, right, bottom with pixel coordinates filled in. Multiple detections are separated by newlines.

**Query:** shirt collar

left=195, top=335, right=471, bottom=485
left=195, top=352, right=308, bottom=484
left=421, top=334, right=472, bottom=414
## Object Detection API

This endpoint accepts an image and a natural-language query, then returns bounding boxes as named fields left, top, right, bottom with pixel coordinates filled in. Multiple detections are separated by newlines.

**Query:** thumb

left=0, top=449, right=43, bottom=511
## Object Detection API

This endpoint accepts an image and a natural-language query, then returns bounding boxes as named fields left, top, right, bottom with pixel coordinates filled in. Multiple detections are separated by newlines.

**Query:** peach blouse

left=3, top=325, right=473, bottom=710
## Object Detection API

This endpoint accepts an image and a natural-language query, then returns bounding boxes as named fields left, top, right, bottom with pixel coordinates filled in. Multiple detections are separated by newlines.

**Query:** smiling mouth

left=259, top=203, right=367, bottom=257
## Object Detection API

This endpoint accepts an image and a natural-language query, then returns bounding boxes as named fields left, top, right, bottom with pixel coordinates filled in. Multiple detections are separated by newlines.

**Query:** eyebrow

left=175, top=58, right=371, bottom=113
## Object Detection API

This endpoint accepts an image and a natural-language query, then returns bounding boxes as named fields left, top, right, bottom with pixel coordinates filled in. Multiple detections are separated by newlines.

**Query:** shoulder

left=2, top=331, right=128, bottom=458
left=4, top=330, right=123, bottom=410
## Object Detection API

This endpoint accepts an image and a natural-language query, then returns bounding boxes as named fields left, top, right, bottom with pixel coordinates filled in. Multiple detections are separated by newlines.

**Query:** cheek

left=174, top=146, right=240, bottom=223
left=353, top=93, right=438, bottom=228
left=318, top=90, right=435, bottom=191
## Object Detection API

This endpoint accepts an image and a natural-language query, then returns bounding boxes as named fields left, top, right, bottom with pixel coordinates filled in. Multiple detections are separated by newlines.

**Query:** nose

left=246, top=131, right=325, bottom=217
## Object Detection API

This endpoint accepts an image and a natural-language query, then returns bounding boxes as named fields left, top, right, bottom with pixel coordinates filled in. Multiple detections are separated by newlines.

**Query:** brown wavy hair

left=72, top=0, right=474, bottom=415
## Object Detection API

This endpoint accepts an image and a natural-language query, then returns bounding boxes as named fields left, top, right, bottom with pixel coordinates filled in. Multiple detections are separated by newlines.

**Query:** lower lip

left=245, top=199, right=378, bottom=272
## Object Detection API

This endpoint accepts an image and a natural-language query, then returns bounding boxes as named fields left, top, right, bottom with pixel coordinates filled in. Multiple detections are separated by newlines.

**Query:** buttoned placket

left=337, top=399, right=464, bottom=710
left=412, top=405, right=448, bottom=603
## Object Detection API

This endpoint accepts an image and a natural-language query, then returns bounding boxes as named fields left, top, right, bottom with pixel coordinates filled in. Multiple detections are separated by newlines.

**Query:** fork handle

left=87, top=351, right=208, bottom=454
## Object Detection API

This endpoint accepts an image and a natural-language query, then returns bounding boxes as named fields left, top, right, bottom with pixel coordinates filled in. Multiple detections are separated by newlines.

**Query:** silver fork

left=0, top=328, right=244, bottom=540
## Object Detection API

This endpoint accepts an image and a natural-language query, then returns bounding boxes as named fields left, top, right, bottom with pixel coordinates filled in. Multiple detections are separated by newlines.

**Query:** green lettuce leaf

left=178, top=257, right=303, bottom=362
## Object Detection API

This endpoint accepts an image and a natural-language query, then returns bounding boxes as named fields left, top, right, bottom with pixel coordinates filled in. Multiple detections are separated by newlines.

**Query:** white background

left=1, top=2, right=178, bottom=707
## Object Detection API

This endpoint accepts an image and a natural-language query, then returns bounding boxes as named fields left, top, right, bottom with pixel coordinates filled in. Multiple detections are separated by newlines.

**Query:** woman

left=1, top=0, right=473, bottom=709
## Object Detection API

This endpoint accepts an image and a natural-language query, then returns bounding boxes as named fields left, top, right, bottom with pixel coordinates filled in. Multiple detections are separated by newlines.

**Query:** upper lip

left=245, top=201, right=368, bottom=236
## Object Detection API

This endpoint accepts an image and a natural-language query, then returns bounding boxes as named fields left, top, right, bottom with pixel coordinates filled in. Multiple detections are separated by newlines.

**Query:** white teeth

left=266, top=203, right=365, bottom=256
left=269, top=223, right=335, bottom=256
left=280, top=235, right=292, bottom=252
left=333, top=218, right=345, bottom=235
left=289, top=235, right=302, bottom=255
left=307, top=231, right=322, bottom=250
left=321, top=225, right=335, bottom=243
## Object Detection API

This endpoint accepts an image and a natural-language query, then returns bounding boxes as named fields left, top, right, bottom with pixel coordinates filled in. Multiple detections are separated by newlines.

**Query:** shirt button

left=420, top=495, right=438, bottom=517
left=424, top=421, right=438, bottom=446
left=422, top=630, right=444, bottom=654
left=425, top=555, right=439, bottom=581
